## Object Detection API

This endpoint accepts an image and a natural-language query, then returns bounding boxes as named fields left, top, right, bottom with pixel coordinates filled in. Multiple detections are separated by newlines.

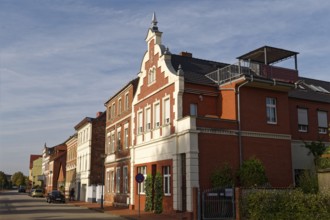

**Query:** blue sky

left=1, top=0, right=329, bottom=175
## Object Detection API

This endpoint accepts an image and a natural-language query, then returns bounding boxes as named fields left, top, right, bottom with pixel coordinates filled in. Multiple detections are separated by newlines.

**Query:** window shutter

left=298, top=108, right=308, bottom=125
left=318, top=111, right=328, bottom=128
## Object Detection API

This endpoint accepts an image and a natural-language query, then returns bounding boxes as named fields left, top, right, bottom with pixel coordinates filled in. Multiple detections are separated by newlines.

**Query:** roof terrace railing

left=206, top=60, right=259, bottom=85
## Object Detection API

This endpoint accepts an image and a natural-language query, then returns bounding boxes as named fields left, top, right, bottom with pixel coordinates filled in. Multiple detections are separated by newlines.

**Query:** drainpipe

left=237, top=76, right=253, bottom=167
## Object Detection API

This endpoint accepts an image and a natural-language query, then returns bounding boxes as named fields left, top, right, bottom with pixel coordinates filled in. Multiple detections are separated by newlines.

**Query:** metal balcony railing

left=206, top=60, right=259, bottom=85
left=206, top=60, right=298, bottom=84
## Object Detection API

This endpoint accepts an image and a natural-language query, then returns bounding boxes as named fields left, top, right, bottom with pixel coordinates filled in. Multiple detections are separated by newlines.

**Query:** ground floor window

left=163, top=166, right=171, bottom=195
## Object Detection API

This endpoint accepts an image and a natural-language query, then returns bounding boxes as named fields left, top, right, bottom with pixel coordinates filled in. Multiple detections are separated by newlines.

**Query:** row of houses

left=28, top=14, right=329, bottom=218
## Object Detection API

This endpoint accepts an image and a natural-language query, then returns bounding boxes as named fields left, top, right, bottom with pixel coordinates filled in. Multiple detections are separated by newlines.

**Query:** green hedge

left=241, top=189, right=330, bottom=220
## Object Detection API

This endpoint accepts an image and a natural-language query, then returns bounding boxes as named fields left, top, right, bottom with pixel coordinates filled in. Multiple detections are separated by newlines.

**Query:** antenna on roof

left=151, top=12, right=158, bottom=31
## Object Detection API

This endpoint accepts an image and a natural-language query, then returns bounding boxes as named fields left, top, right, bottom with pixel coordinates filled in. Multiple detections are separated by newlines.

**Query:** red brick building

left=124, top=14, right=330, bottom=218
left=104, top=78, right=139, bottom=206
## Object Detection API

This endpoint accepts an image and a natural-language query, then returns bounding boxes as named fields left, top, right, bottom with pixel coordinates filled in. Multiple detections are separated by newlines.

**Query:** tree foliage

left=154, top=173, right=163, bottom=214
left=304, top=141, right=327, bottom=169
left=11, top=171, right=26, bottom=186
left=144, top=174, right=153, bottom=212
left=238, top=157, right=268, bottom=187
left=211, top=163, right=234, bottom=188
left=0, top=171, right=9, bottom=189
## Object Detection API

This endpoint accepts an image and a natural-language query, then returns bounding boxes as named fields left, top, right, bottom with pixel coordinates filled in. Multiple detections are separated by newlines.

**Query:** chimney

left=180, top=51, right=192, bottom=57
left=96, top=111, right=103, bottom=118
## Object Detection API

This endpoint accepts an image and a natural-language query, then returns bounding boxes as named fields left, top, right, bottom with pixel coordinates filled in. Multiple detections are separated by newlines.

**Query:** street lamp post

left=100, top=154, right=106, bottom=209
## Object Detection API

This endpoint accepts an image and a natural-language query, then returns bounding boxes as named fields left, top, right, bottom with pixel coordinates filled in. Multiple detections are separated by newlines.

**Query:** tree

left=153, top=173, right=163, bottom=214
left=238, top=157, right=268, bottom=187
left=211, top=163, right=234, bottom=188
left=304, top=141, right=327, bottom=168
left=11, top=171, right=26, bottom=186
left=144, top=174, right=153, bottom=212
left=0, top=171, right=9, bottom=189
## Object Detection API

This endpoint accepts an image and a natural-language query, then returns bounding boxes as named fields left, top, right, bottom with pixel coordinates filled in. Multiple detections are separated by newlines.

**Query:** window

left=106, top=135, right=111, bottom=154
left=154, top=103, right=160, bottom=128
left=116, top=168, right=121, bottom=193
left=118, top=99, right=122, bottom=115
left=110, top=170, right=115, bottom=193
left=124, top=128, right=129, bottom=149
left=318, top=111, right=328, bottom=134
left=163, top=166, right=171, bottom=195
left=190, top=103, right=197, bottom=116
left=106, top=171, right=110, bottom=192
left=148, top=67, right=156, bottom=84
left=164, top=98, right=170, bottom=124
left=137, top=166, right=147, bottom=194
left=146, top=108, right=151, bottom=131
left=266, top=97, right=277, bottom=124
left=125, top=93, right=129, bottom=111
left=110, top=133, right=115, bottom=153
left=108, top=106, right=111, bottom=120
left=298, top=108, right=308, bottom=132
left=123, top=166, right=128, bottom=194
left=112, top=103, right=116, bottom=118
left=117, top=131, right=121, bottom=151
left=138, top=111, right=143, bottom=134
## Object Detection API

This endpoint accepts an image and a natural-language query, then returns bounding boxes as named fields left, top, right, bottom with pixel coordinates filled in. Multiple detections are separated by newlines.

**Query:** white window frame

left=154, top=102, right=160, bottom=128
left=112, top=103, right=116, bottom=118
left=138, top=111, right=143, bottom=134
left=145, top=107, right=151, bottom=131
left=123, top=166, right=128, bottom=194
left=163, top=166, right=171, bottom=196
left=125, top=93, right=129, bottom=111
left=124, top=127, right=129, bottom=149
left=110, top=132, right=115, bottom=154
left=118, top=98, right=122, bottom=115
left=298, top=108, right=308, bottom=132
left=318, top=111, right=328, bottom=134
left=164, top=97, right=170, bottom=125
left=137, top=166, right=147, bottom=194
left=148, top=67, right=156, bottom=85
left=266, top=97, right=277, bottom=124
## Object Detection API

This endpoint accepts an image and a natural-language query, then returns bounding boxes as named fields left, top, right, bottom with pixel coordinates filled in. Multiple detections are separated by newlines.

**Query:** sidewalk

left=67, top=200, right=187, bottom=220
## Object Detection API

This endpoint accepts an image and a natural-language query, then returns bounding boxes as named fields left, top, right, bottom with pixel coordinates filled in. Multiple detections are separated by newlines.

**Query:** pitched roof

left=170, top=54, right=228, bottom=85
left=289, top=77, right=330, bottom=103
left=104, top=77, right=139, bottom=105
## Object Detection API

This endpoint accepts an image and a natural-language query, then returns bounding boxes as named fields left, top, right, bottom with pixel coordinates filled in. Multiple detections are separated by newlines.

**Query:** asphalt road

left=0, top=190, right=126, bottom=220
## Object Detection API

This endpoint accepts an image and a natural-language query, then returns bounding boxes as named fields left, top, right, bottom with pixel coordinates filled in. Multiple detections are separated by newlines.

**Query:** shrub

left=211, top=163, right=234, bottom=188
left=144, top=174, right=153, bottom=212
left=298, top=170, right=318, bottom=194
left=238, top=157, right=268, bottom=187
left=241, top=189, right=330, bottom=220
left=153, top=173, right=163, bottom=214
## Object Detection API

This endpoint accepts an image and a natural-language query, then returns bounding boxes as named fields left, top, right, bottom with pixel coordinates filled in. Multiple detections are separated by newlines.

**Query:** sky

left=1, top=0, right=330, bottom=176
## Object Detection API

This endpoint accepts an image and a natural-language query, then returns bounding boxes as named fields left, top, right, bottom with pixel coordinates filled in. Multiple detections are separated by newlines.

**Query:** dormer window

left=148, top=67, right=156, bottom=85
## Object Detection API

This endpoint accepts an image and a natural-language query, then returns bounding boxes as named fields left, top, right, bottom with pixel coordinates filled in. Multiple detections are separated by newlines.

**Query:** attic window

left=148, top=67, right=156, bottom=85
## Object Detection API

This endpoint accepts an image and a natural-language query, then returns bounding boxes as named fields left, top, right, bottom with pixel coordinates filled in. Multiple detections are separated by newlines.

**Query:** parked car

left=46, top=190, right=65, bottom=203
left=32, top=189, right=44, bottom=197
left=18, top=186, right=26, bottom=193
left=29, top=189, right=35, bottom=196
